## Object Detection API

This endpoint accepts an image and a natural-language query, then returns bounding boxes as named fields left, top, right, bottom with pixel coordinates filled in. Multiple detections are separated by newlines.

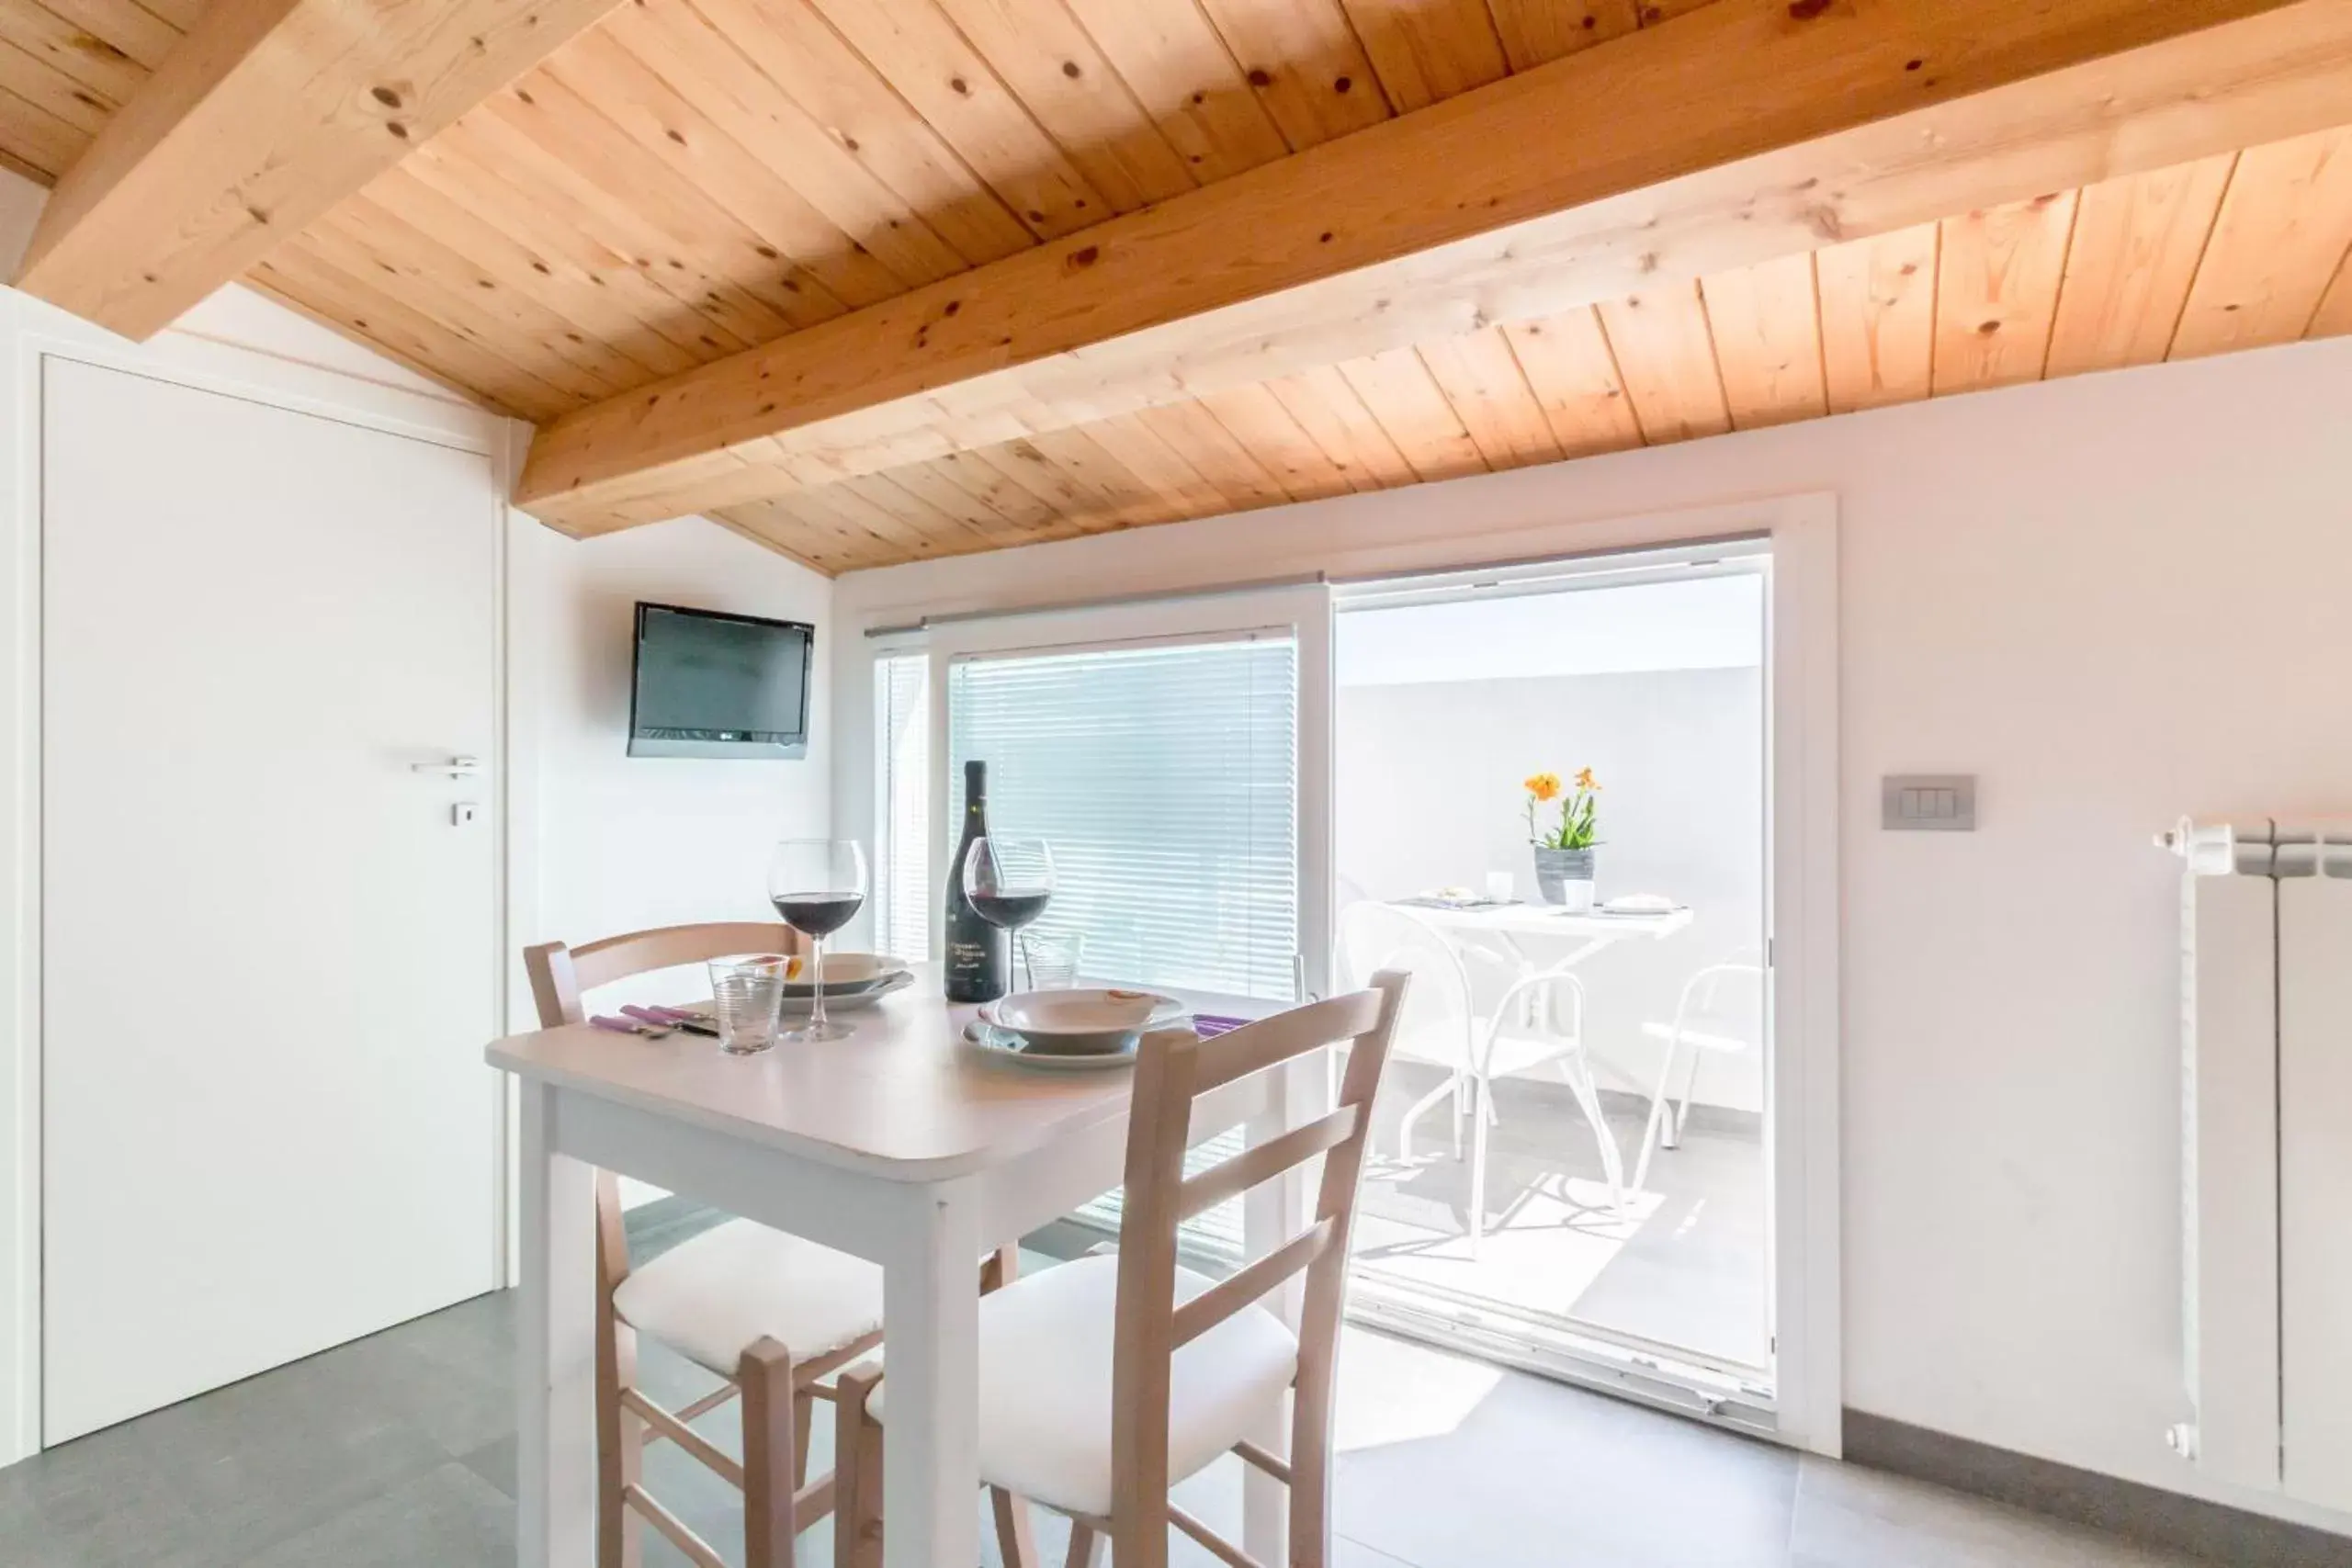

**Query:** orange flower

left=1524, top=772, right=1562, bottom=802
left=1574, top=767, right=1600, bottom=792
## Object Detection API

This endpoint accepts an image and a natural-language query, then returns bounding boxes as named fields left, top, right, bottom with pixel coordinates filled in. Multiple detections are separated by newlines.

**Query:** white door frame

left=833, top=492, right=1841, bottom=1454
left=1766, top=501, right=1843, bottom=1457
left=0, top=292, right=519, bottom=1466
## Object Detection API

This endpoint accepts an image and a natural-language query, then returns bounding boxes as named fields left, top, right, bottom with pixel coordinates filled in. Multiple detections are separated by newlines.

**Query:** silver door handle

left=412, top=756, right=481, bottom=778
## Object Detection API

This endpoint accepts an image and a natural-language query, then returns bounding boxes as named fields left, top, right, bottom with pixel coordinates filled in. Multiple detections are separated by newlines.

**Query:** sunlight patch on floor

left=1355, top=1174, right=1668, bottom=1318
left=1330, top=1325, right=1505, bottom=1455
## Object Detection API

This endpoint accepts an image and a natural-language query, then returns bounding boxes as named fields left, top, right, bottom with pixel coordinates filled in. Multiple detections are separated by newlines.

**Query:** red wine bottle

left=944, top=760, right=1008, bottom=1002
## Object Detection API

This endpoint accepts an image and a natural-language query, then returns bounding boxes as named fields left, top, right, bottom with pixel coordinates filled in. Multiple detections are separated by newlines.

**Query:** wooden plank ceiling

left=727, top=127, right=2352, bottom=571
left=0, top=0, right=198, bottom=186
left=0, top=0, right=2346, bottom=573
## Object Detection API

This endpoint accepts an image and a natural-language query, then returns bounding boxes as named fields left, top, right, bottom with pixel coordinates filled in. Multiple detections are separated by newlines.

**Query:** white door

left=40, top=359, right=501, bottom=1443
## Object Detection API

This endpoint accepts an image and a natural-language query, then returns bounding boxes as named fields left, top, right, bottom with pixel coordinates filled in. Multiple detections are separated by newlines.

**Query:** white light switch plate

left=1883, top=774, right=1975, bottom=831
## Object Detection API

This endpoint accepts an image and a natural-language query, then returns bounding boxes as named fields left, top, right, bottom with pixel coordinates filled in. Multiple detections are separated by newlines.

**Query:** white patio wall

left=1335, top=663, right=1766, bottom=1111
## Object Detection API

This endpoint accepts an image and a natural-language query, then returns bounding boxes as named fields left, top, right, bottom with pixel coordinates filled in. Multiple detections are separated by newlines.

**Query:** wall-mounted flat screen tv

left=628, top=603, right=813, bottom=760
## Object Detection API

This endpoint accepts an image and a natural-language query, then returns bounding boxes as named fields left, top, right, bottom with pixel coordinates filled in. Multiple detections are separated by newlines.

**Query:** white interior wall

left=511, top=516, right=831, bottom=973
left=832, top=333, right=2352, bottom=1532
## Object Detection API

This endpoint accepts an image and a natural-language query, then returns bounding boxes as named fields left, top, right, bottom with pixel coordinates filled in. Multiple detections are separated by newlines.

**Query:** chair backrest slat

left=1178, top=1105, right=1362, bottom=1223
left=525, top=923, right=808, bottom=1030
left=1170, top=1217, right=1334, bottom=1350
left=568, top=921, right=806, bottom=996
left=1192, top=988, right=1385, bottom=1094
left=1107, top=970, right=1408, bottom=1568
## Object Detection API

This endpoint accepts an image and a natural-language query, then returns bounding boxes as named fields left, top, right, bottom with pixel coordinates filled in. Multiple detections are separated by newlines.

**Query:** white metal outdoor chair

left=1631, top=953, right=1766, bottom=1195
left=1334, top=901, right=1628, bottom=1253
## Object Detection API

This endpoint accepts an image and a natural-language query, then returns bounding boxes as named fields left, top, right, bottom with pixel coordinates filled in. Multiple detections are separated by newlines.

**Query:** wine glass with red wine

left=766, top=838, right=869, bottom=1043
left=961, top=837, right=1057, bottom=992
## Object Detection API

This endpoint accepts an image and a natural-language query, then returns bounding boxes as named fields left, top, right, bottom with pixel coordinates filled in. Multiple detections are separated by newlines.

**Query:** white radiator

left=2162, top=818, right=2352, bottom=1510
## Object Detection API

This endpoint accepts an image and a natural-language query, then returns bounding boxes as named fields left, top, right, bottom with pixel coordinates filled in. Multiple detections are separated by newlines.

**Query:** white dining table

left=486, top=967, right=1316, bottom=1568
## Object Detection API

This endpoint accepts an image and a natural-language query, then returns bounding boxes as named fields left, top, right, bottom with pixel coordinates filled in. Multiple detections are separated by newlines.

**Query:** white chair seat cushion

left=868, top=1255, right=1297, bottom=1518
left=613, top=1218, right=885, bottom=1377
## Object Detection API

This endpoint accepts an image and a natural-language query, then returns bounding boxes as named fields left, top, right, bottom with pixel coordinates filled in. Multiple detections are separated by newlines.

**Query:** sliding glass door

left=1328, top=543, right=1779, bottom=1428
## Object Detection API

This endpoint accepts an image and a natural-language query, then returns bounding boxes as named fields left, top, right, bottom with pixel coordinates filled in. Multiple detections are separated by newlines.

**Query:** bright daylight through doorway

left=1330, top=548, right=1772, bottom=1422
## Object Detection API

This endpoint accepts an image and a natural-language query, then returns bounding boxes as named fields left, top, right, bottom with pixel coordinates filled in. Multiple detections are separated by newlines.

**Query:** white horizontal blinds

left=948, top=633, right=1300, bottom=1001
left=875, top=653, right=932, bottom=962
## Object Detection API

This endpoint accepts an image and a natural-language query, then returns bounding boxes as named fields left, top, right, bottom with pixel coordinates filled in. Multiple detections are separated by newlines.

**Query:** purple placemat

left=1193, top=1013, right=1248, bottom=1038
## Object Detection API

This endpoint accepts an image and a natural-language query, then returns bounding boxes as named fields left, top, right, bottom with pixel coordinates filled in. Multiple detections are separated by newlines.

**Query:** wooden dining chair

left=831, top=971, right=1409, bottom=1568
left=526, top=922, right=1024, bottom=1568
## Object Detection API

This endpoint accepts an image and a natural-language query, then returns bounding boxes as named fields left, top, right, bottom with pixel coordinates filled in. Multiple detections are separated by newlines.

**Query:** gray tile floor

left=1354, top=1064, right=1770, bottom=1371
left=0, top=1201, right=2217, bottom=1568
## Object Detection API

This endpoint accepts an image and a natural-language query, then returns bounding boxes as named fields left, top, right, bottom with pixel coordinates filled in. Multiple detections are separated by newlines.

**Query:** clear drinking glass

left=962, top=836, right=1057, bottom=991
left=1023, top=932, right=1083, bottom=989
left=767, top=838, right=869, bottom=1043
left=706, top=955, right=789, bottom=1055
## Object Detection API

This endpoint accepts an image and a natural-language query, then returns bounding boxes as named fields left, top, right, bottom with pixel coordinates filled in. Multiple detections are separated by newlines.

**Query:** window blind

left=874, top=653, right=931, bottom=962
left=947, top=634, right=1300, bottom=1001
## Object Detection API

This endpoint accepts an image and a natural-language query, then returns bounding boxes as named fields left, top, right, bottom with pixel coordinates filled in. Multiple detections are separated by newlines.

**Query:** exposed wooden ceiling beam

left=14, top=0, right=629, bottom=341
left=516, top=0, right=2343, bottom=532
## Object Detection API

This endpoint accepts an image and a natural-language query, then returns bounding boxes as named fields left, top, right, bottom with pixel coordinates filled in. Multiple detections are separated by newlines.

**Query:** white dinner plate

left=965, top=1019, right=1144, bottom=1070
left=978, top=989, right=1186, bottom=1054
left=781, top=953, right=909, bottom=998
left=777, top=968, right=915, bottom=1014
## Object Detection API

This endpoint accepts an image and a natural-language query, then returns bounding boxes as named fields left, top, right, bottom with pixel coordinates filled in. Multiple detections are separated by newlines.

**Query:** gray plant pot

left=1532, top=846, right=1596, bottom=907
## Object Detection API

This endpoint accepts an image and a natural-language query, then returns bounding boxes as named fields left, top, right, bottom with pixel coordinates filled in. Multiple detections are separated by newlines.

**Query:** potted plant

left=1524, top=768, right=1601, bottom=908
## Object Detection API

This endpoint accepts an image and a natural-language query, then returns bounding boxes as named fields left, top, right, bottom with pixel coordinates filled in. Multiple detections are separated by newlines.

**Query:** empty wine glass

left=766, top=838, right=868, bottom=1043
left=961, top=837, right=1057, bottom=991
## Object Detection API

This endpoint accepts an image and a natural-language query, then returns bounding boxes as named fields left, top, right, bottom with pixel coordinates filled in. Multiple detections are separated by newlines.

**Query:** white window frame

left=869, top=648, right=933, bottom=964
left=906, top=586, right=1334, bottom=1011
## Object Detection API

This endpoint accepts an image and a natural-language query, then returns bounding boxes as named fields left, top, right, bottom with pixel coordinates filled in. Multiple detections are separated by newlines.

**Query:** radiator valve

left=2165, top=1422, right=2199, bottom=1461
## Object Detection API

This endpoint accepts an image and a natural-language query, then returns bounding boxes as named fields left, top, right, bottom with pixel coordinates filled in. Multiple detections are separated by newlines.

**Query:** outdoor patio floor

left=1351, top=1060, right=1772, bottom=1373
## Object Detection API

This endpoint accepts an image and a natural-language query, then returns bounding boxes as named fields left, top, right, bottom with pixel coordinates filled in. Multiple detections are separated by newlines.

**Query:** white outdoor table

left=1388, top=901, right=1696, bottom=1038
left=487, top=967, right=1315, bottom=1568
left=1383, top=902, right=1702, bottom=987
left=1389, top=899, right=1694, bottom=964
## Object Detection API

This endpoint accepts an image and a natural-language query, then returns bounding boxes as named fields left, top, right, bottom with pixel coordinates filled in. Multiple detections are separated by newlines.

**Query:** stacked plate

left=967, top=987, right=1188, bottom=1071
left=778, top=953, right=914, bottom=1014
